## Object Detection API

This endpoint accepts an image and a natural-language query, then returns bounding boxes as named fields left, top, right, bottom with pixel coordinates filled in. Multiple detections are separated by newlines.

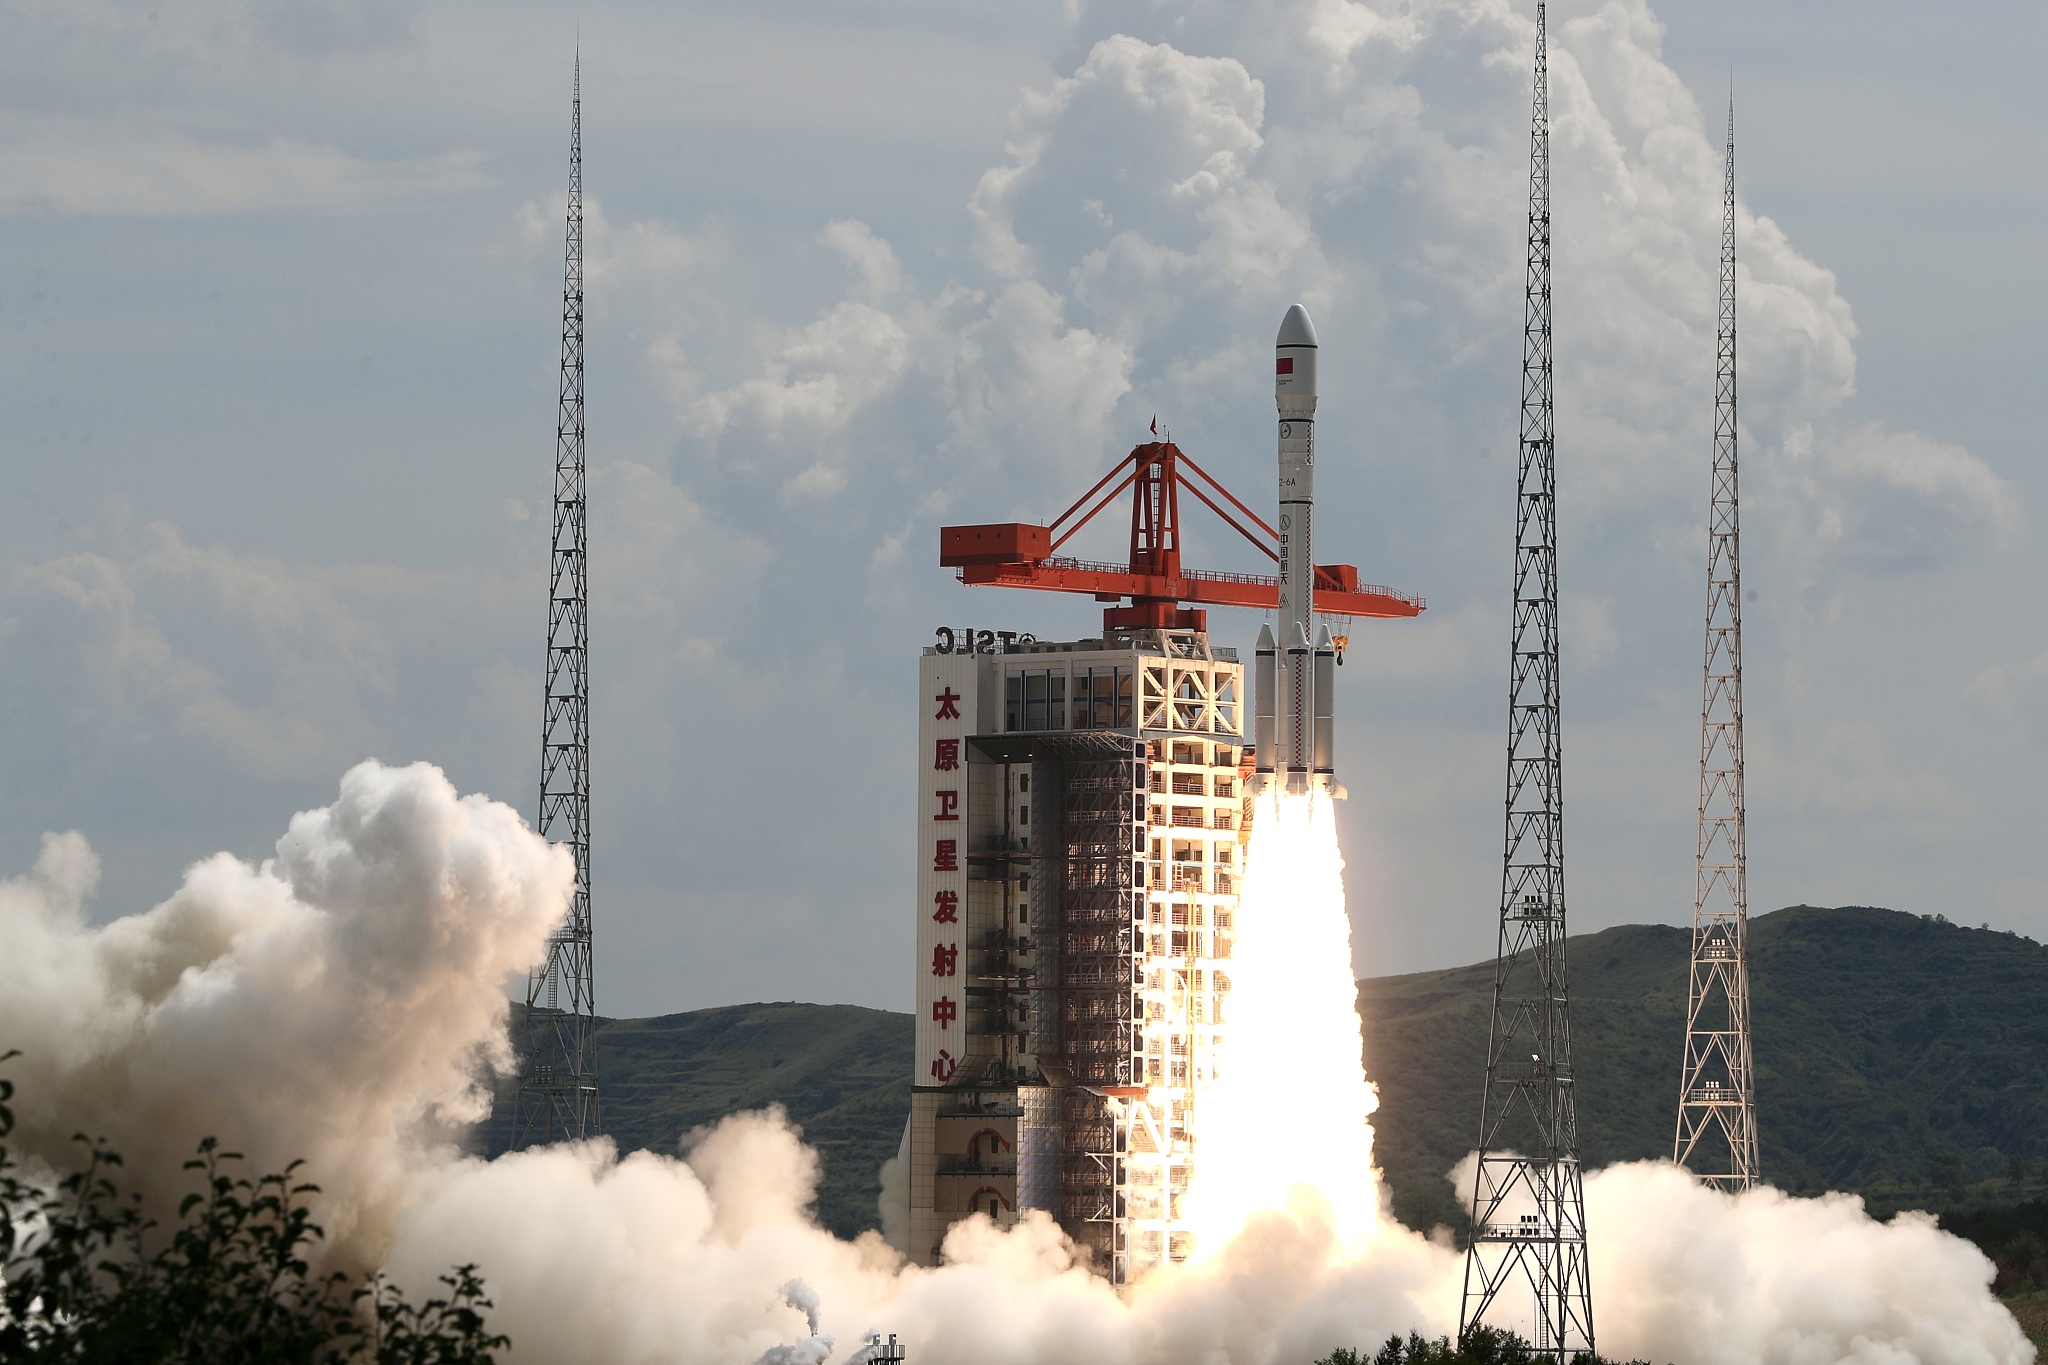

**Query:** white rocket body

left=1256, top=304, right=1340, bottom=797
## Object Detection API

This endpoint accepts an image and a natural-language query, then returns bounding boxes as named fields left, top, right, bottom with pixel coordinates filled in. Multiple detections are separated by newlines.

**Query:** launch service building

left=910, top=625, right=1247, bottom=1282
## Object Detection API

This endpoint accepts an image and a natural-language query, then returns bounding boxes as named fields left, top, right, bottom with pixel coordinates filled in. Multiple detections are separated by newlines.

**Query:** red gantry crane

left=940, top=439, right=1423, bottom=647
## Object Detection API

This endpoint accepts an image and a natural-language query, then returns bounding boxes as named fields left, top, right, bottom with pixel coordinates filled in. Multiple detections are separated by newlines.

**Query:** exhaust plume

left=1188, top=787, right=1380, bottom=1253
left=0, top=759, right=572, bottom=1263
left=0, top=761, right=2031, bottom=1364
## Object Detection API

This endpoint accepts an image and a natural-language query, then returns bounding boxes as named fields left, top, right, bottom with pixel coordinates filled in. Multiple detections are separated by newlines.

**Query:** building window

left=1006, top=670, right=1066, bottom=731
left=1018, top=805, right=1029, bottom=825
left=1071, top=667, right=1133, bottom=729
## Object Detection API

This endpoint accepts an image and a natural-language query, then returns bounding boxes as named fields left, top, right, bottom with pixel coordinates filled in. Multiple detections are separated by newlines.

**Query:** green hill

left=481, top=1002, right=911, bottom=1239
left=1362, top=904, right=2048, bottom=1230
left=483, top=906, right=2048, bottom=1240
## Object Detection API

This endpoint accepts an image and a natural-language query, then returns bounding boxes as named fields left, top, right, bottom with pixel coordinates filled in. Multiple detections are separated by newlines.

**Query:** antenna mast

left=1460, top=6, right=1594, bottom=1356
left=515, top=53, right=599, bottom=1146
left=1675, top=97, right=1758, bottom=1190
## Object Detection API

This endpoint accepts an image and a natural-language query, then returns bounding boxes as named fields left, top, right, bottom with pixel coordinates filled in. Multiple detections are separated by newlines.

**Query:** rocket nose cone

left=1276, top=304, right=1318, bottom=349
left=1257, top=623, right=1277, bottom=649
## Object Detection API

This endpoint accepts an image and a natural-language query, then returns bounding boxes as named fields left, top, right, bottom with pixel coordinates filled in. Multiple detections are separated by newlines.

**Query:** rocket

left=1254, top=304, right=1340, bottom=798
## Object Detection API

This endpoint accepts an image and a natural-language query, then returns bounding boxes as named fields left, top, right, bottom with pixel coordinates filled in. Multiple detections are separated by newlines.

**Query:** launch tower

left=513, top=57, right=600, bottom=1146
left=916, top=370, right=1421, bottom=1278
left=1460, top=6, right=1595, bottom=1356
left=1674, top=99, right=1758, bottom=1191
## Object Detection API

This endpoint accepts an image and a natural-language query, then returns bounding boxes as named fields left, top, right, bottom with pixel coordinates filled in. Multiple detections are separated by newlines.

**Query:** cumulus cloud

left=641, top=0, right=1998, bottom=599
left=12, top=523, right=400, bottom=771
left=1774, top=422, right=2019, bottom=571
left=0, top=121, right=484, bottom=217
left=690, top=295, right=915, bottom=441
left=6, top=520, right=516, bottom=774
left=1761, top=721, right=1962, bottom=818
left=1965, top=651, right=2048, bottom=718
left=0, top=461, right=760, bottom=786
left=974, top=35, right=1310, bottom=297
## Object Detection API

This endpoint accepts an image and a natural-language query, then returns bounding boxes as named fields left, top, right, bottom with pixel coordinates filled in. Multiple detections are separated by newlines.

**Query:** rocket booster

left=1255, top=305, right=1340, bottom=797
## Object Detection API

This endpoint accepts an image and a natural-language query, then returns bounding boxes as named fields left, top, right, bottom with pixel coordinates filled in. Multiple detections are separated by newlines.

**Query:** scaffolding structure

left=1674, top=99, right=1759, bottom=1191
left=1460, top=6, right=1594, bottom=1357
left=514, top=55, right=600, bottom=1146
left=1032, top=734, right=1144, bottom=1275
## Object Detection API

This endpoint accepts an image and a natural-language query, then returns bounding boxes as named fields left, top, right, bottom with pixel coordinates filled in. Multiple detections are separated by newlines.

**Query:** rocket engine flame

left=1188, top=787, right=1380, bottom=1255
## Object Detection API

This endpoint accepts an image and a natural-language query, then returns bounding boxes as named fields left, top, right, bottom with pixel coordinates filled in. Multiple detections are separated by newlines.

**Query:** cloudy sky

left=0, top=0, right=2040, bottom=1018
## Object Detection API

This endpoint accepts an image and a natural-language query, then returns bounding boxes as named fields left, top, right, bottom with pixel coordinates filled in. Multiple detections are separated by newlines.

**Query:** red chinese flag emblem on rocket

left=1276, top=357, right=1294, bottom=375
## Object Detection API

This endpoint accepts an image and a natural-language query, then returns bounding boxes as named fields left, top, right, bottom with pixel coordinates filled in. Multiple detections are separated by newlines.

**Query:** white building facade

left=909, top=626, right=1249, bottom=1281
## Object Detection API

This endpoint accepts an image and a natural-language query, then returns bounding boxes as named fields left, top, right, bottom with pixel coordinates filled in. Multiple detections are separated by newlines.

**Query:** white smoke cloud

left=0, top=766, right=2032, bottom=1364
left=1587, top=1163, right=2030, bottom=1365
left=0, top=759, right=572, bottom=1262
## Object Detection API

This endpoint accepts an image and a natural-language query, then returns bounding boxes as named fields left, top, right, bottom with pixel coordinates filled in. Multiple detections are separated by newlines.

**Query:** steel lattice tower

left=1674, top=99, right=1757, bottom=1191
left=1460, top=7, right=1594, bottom=1356
left=514, top=55, right=599, bottom=1146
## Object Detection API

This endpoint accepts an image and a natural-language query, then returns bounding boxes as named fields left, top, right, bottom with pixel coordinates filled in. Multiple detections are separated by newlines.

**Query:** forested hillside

left=481, top=1003, right=910, bottom=1238
left=486, top=906, right=2048, bottom=1238
left=1362, top=905, right=2048, bottom=1229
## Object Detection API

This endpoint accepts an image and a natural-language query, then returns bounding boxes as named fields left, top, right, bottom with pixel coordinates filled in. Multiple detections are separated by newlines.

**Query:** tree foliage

left=1942, top=1200, right=2048, bottom=1295
left=1317, top=1325, right=1660, bottom=1365
left=0, top=1052, right=509, bottom=1363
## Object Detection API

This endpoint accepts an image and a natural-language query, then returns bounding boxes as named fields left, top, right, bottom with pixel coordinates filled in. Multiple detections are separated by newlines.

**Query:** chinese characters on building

left=919, top=664, right=969, bottom=1075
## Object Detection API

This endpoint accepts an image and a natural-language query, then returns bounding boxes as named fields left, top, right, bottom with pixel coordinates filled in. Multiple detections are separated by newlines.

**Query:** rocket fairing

left=1254, top=304, right=1343, bottom=798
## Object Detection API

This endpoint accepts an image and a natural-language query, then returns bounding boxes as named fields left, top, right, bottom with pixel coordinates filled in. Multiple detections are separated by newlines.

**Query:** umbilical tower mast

left=514, top=57, right=600, bottom=1146
left=1674, top=99, right=1758, bottom=1191
left=1460, top=6, right=1595, bottom=1356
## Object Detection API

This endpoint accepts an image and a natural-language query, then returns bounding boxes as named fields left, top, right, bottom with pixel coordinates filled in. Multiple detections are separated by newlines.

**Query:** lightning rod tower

left=514, top=54, right=600, bottom=1146
left=1674, top=97, right=1758, bottom=1190
left=1460, top=6, right=1594, bottom=1356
